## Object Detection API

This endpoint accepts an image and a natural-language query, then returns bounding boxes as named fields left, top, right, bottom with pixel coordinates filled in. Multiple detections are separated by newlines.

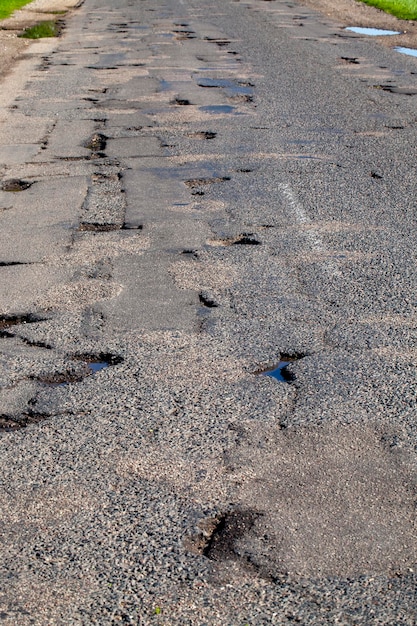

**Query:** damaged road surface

left=1, top=0, right=417, bottom=623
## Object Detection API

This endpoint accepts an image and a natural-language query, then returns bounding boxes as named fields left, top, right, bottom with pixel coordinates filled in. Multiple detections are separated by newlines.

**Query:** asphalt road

left=1, top=0, right=417, bottom=623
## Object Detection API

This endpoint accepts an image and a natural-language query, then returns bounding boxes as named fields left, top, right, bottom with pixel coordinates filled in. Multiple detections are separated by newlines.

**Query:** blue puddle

left=41, top=355, right=123, bottom=387
left=196, top=77, right=253, bottom=97
left=199, top=105, right=239, bottom=114
left=159, top=79, right=172, bottom=91
left=88, top=361, right=110, bottom=373
left=395, top=46, right=417, bottom=57
left=261, top=361, right=294, bottom=383
left=345, top=27, right=401, bottom=36
left=258, top=355, right=305, bottom=383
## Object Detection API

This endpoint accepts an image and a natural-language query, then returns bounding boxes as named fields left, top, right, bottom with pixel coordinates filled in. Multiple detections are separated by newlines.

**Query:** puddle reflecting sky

left=88, top=361, right=110, bottom=373
left=199, top=105, right=238, bottom=114
left=261, top=361, right=293, bottom=383
left=395, top=46, right=417, bottom=57
left=345, top=27, right=401, bottom=36
left=196, top=78, right=253, bottom=97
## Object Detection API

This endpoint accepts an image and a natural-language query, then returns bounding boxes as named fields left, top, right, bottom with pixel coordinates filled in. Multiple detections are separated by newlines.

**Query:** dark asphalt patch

left=1, top=179, right=33, bottom=192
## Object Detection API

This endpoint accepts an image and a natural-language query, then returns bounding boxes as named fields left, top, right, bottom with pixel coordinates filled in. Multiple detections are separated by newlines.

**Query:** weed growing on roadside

left=20, top=20, right=60, bottom=39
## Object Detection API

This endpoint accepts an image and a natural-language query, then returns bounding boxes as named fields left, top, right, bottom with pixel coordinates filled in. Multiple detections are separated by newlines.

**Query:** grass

left=0, top=0, right=32, bottom=20
left=20, top=20, right=61, bottom=38
left=359, top=0, right=417, bottom=20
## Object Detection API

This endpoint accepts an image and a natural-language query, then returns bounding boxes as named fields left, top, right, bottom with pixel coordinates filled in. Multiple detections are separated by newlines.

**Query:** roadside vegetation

left=20, top=19, right=61, bottom=37
left=360, top=0, right=417, bottom=20
left=0, top=0, right=32, bottom=20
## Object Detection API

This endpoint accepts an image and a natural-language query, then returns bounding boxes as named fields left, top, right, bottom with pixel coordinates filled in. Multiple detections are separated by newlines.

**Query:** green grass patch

left=20, top=20, right=60, bottom=38
left=359, top=0, right=417, bottom=20
left=0, top=0, right=33, bottom=20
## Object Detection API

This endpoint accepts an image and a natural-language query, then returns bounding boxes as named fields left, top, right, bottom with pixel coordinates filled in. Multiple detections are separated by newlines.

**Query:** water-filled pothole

left=345, top=27, right=401, bottom=36
left=74, top=353, right=124, bottom=370
left=258, top=354, right=305, bottom=383
left=395, top=46, right=417, bottom=58
left=38, top=353, right=124, bottom=388
left=199, top=105, right=238, bottom=115
left=196, top=78, right=253, bottom=99
left=1, top=179, right=33, bottom=192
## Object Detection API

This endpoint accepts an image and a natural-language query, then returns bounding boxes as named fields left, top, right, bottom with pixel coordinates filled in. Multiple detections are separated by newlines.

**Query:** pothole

left=78, top=222, right=121, bottom=232
left=0, top=412, right=51, bottom=432
left=1, top=179, right=33, bottom=192
left=199, top=105, right=237, bottom=115
left=184, top=177, right=230, bottom=188
left=199, top=292, right=219, bottom=308
left=181, top=249, right=199, bottom=258
left=341, top=56, right=359, bottom=64
left=85, top=133, right=107, bottom=156
left=233, top=234, right=261, bottom=245
left=121, top=223, right=143, bottom=230
left=378, top=85, right=417, bottom=95
left=257, top=354, right=305, bottom=383
left=345, top=27, right=401, bottom=36
left=187, top=131, right=217, bottom=140
left=207, top=233, right=261, bottom=246
left=196, top=77, right=253, bottom=101
left=34, top=354, right=124, bottom=388
left=74, top=353, right=124, bottom=371
left=203, top=37, right=231, bottom=48
left=172, top=97, right=192, bottom=106
left=0, top=261, right=30, bottom=267
left=0, top=314, right=45, bottom=337
left=186, top=510, right=262, bottom=562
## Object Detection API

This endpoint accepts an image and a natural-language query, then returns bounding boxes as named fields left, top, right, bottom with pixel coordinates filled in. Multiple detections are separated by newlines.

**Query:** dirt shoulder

left=298, top=0, right=417, bottom=50
left=0, top=0, right=80, bottom=82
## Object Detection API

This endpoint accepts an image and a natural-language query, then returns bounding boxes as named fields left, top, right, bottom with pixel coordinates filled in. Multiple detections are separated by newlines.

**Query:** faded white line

left=278, top=182, right=341, bottom=277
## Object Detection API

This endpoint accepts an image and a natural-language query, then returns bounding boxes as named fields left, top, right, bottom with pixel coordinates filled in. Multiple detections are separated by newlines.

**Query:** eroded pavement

left=1, top=0, right=417, bottom=623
